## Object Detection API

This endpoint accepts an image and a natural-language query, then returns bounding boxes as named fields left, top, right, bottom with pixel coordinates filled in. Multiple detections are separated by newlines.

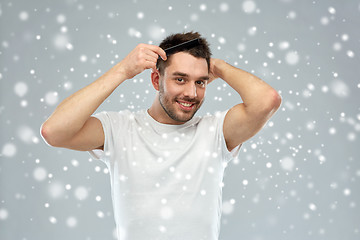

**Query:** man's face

left=158, top=52, right=209, bottom=124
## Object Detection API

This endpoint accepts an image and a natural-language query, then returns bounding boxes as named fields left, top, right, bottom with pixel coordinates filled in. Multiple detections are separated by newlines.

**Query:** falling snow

left=1, top=1, right=359, bottom=240
left=242, top=0, right=257, bottom=14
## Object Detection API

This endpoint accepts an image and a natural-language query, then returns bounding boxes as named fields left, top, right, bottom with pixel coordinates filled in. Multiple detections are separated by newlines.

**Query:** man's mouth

left=176, top=100, right=195, bottom=110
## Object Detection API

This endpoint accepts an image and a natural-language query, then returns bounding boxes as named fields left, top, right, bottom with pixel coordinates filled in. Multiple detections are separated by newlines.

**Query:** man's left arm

left=209, top=58, right=282, bottom=152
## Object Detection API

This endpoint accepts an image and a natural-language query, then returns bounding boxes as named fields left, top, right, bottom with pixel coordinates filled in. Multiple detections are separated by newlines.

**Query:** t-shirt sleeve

left=88, top=111, right=120, bottom=164
left=216, top=110, right=242, bottom=164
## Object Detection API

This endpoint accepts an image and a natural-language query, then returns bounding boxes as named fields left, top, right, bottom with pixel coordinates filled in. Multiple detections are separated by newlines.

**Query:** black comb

left=159, top=38, right=200, bottom=59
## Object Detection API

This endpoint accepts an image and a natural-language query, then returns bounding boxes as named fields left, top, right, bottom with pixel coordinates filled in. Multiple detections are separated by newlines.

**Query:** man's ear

left=151, top=69, right=161, bottom=91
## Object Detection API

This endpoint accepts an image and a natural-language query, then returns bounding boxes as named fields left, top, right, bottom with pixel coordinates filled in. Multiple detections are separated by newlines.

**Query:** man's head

left=156, top=31, right=212, bottom=75
left=150, top=32, right=212, bottom=125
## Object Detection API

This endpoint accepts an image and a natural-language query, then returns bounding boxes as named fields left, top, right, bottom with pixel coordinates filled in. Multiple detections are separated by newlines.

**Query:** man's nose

left=183, top=82, right=197, bottom=98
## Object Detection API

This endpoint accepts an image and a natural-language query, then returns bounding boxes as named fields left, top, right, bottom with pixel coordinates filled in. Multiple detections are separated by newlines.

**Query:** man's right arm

left=40, top=44, right=166, bottom=151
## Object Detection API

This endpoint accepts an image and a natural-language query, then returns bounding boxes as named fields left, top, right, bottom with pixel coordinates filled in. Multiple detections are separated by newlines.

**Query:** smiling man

left=150, top=51, right=209, bottom=124
left=40, top=31, right=281, bottom=240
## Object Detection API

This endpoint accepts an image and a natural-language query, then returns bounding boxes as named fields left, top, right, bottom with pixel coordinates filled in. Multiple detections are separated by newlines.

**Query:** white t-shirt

left=89, top=109, right=240, bottom=240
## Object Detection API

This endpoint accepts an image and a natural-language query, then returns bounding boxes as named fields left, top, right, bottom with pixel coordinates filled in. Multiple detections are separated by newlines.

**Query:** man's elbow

left=40, top=122, right=60, bottom=147
left=270, top=90, right=282, bottom=110
left=262, top=90, right=282, bottom=115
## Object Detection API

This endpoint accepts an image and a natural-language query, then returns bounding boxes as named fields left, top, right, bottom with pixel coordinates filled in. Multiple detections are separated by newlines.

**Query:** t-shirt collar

left=143, top=109, right=198, bottom=133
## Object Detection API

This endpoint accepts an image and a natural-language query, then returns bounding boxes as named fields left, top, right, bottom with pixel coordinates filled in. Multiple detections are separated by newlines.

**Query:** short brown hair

left=156, top=31, right=212, bottom=75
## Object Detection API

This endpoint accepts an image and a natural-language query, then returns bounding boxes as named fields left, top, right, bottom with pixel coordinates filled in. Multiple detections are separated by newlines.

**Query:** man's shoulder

left=188, top=110, right=228, bottom=130
left=198, top=110, right=228, bottom=122
left=94, top=109, right=136, bottom=117
left=92, top=109, right=142, bottom=124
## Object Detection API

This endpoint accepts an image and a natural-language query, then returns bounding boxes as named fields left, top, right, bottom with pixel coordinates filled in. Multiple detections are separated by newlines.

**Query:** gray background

left=1, top=0, right=359, bottom=239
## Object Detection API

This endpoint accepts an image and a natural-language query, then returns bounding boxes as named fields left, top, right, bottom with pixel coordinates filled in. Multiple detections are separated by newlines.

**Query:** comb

left=159, top=38, right=201, bottom=59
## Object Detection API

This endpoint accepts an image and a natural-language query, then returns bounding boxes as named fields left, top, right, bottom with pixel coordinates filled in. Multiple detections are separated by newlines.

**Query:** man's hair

left=156, top=31, right=212, bottom=75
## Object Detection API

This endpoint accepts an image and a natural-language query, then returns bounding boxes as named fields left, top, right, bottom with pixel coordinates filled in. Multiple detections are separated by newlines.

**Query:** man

left=41, top=31, right=281, bottom=240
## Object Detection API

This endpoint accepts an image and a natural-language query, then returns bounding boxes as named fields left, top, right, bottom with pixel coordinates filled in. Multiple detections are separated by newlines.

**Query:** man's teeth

left=179, top=102, right=192, bottom=107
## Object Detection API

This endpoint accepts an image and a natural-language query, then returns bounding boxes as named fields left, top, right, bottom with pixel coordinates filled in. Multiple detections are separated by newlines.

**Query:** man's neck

left=148, top=97, right=185, bottom=125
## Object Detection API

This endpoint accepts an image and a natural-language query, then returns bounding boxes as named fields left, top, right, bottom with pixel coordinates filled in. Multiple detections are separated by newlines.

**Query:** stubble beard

left=158, top=86, right=204, bottom=123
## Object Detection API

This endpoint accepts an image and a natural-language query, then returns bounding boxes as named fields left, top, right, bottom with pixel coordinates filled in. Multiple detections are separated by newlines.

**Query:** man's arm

left=209, top=59, right=282, bottom=151
left=40, top=44, right=167, bottom=151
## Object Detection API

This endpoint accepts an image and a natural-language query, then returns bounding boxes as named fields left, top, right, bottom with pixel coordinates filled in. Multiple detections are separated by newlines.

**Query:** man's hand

left=114, top=44, right=167, bottom=80
left=208, top=58, right=226, bottom=83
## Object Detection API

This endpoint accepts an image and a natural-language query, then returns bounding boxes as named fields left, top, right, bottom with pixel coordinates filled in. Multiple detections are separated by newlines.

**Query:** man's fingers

left=142, top=53, right=158, bottom=70
left=146, top=44, right=167, bottom=61
left=143, top=49, right=159, bottom=63
left=144, top=60, right=157, bottom=71
left=119, top=43, right=166, bottom=80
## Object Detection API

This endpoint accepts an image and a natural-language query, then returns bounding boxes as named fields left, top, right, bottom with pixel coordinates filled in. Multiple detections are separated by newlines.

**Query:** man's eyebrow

left=172, top=72, right=189, bottom=77
left=199, top=76, right=210, bottom=81
left=171, top=71, right=209, bottom=80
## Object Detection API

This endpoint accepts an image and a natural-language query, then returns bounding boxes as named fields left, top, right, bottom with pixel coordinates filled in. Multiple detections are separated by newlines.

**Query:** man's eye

left=176, top=78, right=184, bottom=82
left=196, top=80, right=205, bottom=86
